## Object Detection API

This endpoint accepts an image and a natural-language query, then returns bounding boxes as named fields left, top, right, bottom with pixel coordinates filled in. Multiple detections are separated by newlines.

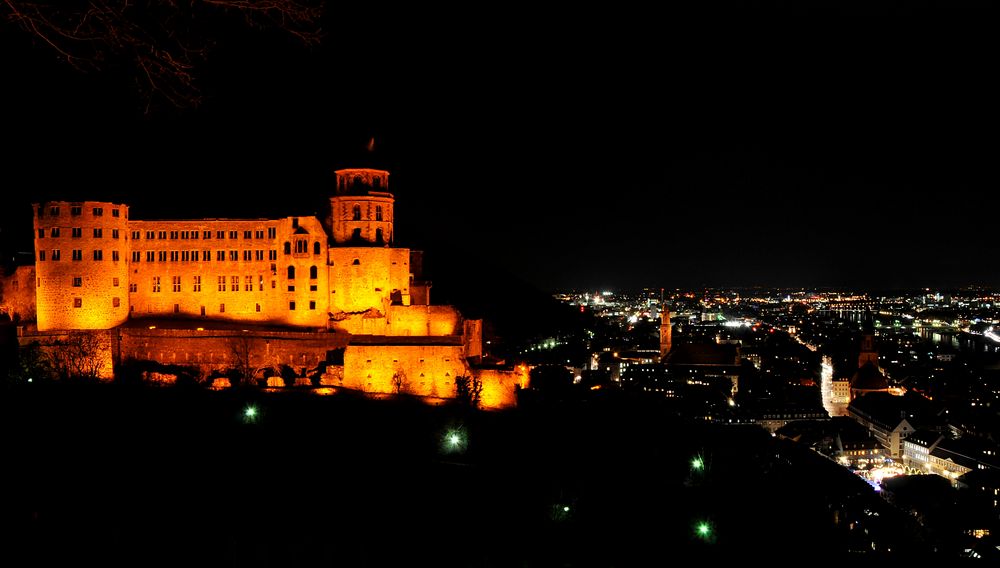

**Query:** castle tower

left=328, top=168, right=394, bottom=246
left=33, top=201, right=130, bottom=330
left=659, top=300, right=672, bottom=362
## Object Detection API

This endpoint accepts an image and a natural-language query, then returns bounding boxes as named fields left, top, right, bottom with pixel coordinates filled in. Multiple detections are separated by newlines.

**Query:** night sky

left=2, top=3, right=996, bottom=292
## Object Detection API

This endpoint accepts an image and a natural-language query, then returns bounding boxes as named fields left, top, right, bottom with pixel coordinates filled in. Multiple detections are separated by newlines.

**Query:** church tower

left=858, top=310, right=878, bottom=368
left=659, top=298, right=672, bottom=362
left=327, top=167, right=395, bottom=246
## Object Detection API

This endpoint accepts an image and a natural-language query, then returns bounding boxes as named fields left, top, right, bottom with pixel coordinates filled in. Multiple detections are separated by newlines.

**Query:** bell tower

left=659, top=293, right=672, bottom=362
left=328, top=168, right=395, bottom=246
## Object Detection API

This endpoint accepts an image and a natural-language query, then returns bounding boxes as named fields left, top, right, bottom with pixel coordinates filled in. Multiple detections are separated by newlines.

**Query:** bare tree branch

left=2, top=0, right=323, bottom=110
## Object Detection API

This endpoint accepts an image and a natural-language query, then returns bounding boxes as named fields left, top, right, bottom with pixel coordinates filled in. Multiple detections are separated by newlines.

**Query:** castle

left=2, top=165, right=524, bottom=408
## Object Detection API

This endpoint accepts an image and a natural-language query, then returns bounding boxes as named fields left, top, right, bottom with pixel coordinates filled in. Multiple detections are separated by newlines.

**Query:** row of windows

left=139, top=269, right=320, bottom=294
left=39, top=206, right=122, bottom=218
left=38, top=250, right=119, bottom=261
left=131, top=227, right=279, bottom=241
left=129, top=250, right=280, bottom=263
left=70, top=297, right=122, bottom=308
left=71, top=276, right=121, bottom=288
left=38, top=228, right=121, bottom=239
left=349, top=204, right=386, bottom=221
left=129, top=242, right=320, bottom=256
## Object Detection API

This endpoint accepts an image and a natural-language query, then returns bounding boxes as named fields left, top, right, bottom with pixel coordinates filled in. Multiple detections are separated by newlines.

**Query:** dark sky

left=2, top=3, right=997, bottom=292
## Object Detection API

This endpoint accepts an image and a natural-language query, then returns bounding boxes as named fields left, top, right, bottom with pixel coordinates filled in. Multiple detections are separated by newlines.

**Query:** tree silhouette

left=2, top=0, right=322, bottom=109
left=454, top=375, right=482, bottom=409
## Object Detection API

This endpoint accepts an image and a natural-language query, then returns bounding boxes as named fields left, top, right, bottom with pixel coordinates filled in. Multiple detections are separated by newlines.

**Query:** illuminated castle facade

left=11, top=166, right=523, bottom=407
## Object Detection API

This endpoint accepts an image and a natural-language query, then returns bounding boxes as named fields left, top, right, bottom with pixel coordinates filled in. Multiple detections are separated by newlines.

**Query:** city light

left=691, top=456, right=704, bottom=471
left=243, top=404, right=258, bottom=423
left=695, top=521, right=712, bottom=539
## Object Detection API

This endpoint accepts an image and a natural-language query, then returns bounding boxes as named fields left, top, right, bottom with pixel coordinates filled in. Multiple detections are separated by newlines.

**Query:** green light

left=244, top=405, right=257, bottom=420
left=696, top=522, right=711, bottom=537
left=691, top=456, right=704, bottom=470
left=563, top=506, right=570, bottom=513
left=447, top=433, right=461, bottom=447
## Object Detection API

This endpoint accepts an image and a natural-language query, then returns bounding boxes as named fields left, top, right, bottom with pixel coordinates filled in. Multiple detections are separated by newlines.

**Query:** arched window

left=313, top=241, right=321, bottom=255
left=352, top=205, right=362, bottom=221
left=375, top=205, right=383, bottom=221
left=287, top=266, right=295, bottom=279
left=309, top=265, right=318, bottom=279
left=283, top=242, right=291, bottom=255
left=352, top=258, right=360, bottom=266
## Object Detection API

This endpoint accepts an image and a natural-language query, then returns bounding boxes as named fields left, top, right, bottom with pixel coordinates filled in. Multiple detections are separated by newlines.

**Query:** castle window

left=216, top=231, right=225, bottom=239
left=220, top=304, right=225, bottom=313
left=295, top=239, right=307, bottom=254
left=375, top=228, right=384, bottom=244
left=172, top=276, right=181, bottom=292
left=146, top=231, right=154, bottom=239
left=353, top=175, right=362, bottom=187
left=202, top=250, right=211, bottom=261
left=309, top=266, right=318, bottom=279
left=93, top=207, right=103, bottom=216
left=193, top=275, right=201, bottom=292
left=244, top=230, right=252, bottom=239
left=309, top=301, right=316, bottom=310
left=218, top=276, right=226, bottom=291
left=287, top=266, right=295, bottom=279
left=229, top=250, right=238, bottom=261
left=93, top=228, right=103, bottom=238
left=93, top=250, right=103, bottom=261
left=289, top=301, right=296, bottom=310
left=216, top=251, right=225, bottom=261
left=158, top=231, right=167, bottom=239
left=72, top=228, right=82, bottom=238
left=146, top=251, right=154, bottom=262
left=72, top=249, right=82, bottom=261
left=50, top=206, right=60, bottom=216
left=288, top=285, right=295, bottom=292
left=111, top=251, right=119, bottom=262
left=113, top=277, right=119, bottom=287
left=352, top=205, right=362, bottom=221
left=269, top=250, right=277, bottom=261
left=74, top=298, right=82, bottom=308
left=228, top=231, right=237, bottom=239
left=313, top=241, right=321, bottom=255
left=268, top=227, right=276, bottom=239
left=284, top=242, right=291, bottom=255
left=310, top=285, right=317, bottom=292
left=170, top=231, right=178, bottom=240
left=129, top=283, right=137, bottom=293
left=231, top=276, right=239, bottom=292
left=112, top=229, right=119, bottom=239
left=112, top=209, right=119, bottom=218
left=173, top=304, right=180, bottom=313
left=255, top=250, right=264, bottom=261
left=71, top=206, right=81, bottom=216
left=245, top=275, right=253, bottom=291
left=52, top=250, right=60, bottom=261
left=272, top=280, right=276, bottom=289
left=158, top=251, right=167, bottom=262
left=180, top=231, right=188, bottom=239
left=255, top=230, right=264, bottom=239
left=152, top=276, right=161, bottom=293
left=259, top=276, right=264, bottom=291
left=38, top=251, right=45, bottom=261
left=38, top=228, right=44, bottom=239
left=113, top=297, right=120, bottom=307
left=72, top=277, right=82, bottom=287
left=51, top=228, right=60, bottom=237
left=170, top=251, right=179, bottom=262
left=376, top=205, right=383, bottom=221
left=182, top=251, right=190, bottom=262
left=203, top=230, right=212, bottom=239
left=131, top=231, right=140, bottom=240
left=352, top=258, right=360, bottom=265
left=243, top=250, right=252, bottom=261
left=256, top=303, right=261, bottom=312
left=351, top=228, right=362, bottom=241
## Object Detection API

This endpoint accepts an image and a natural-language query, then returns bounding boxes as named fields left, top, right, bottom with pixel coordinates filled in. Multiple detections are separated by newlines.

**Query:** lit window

left=193, top=275, right=201, bottom=292
left=152, top=276, right=161, bottom=292
left=218, top=276, right=226, bottom=291
left=113, top=297, right=120, bottom=307
left=172, top=276, right=181, bottom=292
left=73, top=298, right=82, bottom=308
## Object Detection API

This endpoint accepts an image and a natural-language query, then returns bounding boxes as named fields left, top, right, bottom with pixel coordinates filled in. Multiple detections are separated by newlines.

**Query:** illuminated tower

left=32, top=201, right=131, bottom=330
left=850, top=310, right=888, bottom=400
left=328, top=168, right=394, bottom=246
left=659, top=301, right=672, bottom=362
